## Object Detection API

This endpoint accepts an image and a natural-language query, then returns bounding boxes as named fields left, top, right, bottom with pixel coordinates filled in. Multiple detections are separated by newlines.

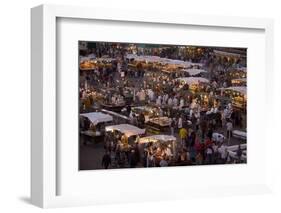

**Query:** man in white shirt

left=156, top=96, right=162, bottom=106
left=226, top=120, right=233, bottom=139
left=173, top=97, right=178, bottom=107
left=178, top=117, right=183, bottom=129
left=168, top=97, right=173, bottom=106
left=179, top=98, right=185, bottom=109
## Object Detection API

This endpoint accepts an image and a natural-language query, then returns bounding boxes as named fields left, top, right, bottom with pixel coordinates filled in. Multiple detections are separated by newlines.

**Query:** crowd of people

left=79, top=42, right=247, bottom=170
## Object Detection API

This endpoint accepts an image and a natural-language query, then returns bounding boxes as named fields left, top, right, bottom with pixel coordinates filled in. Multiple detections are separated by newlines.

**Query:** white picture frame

left=31, top=4, right=274, bottom=208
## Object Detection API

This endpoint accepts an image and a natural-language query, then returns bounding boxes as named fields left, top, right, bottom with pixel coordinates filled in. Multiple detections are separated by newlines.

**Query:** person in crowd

left=226, top=119, right=233, bottom=139
left=196, top=152, right=204, bottom=165
left=126, top=105, right=131, bottom=116
left=236, top=144, right=243, bottom=163
left=129, top=150, right=138, bottom=168
left=159, top=156, right=169, bottom=167
left=102, top=151, right=111, bottom=169
left=218, top=142, right=228, bottom=163
left=179, top=127, right=188, bottom=147
left=168, top=97, right=173, bottom=106
left=138, top=112, right=145, bottom=128
left=169, top=117, right=176, bottom=136
left=205, top=145, right=214, bottom=164
left=147, top=151, right=156, bottom=167
left=178, top=116, right=183, bottom=129
left=200, top=118, right=208, bottom=140
left=179, top=98, right=185, bottom=109
left=173, top=96, right=178, bottom=107
left=212, top=142, right=219, bottom=163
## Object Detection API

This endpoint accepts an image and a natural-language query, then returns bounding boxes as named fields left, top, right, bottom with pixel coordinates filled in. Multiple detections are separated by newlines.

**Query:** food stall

left=147, top=116, right=171, bottom=131
left=176, top=77, right=210, bottom=92
left=213, top=50, right=241, bottom=64
left=131, top=105, right=159, bottom=122
left=100, top=102, right=126, bottom=112
left=227, top=144, right=247, bottom=162
left=233, top=130, right=247, bottom=141
left=139, top=135, right=177, bottom=161
left=105, top=124, right=146, bottom=151
left=227, top=68, right=247, bottom=79
left=219, top=86, right=247, bottom=110
left=105, top=124, right=145, bottom=137
left=231, top=78, right=247, bottom=86
left=80, top=112, right=113, bottom=138
left=99, top=88, right=126, bottom=112
left=105, top=124, right=146, bottom=143
left=126, top=54, right=202, bottom=73
left=79, top=57, right=115, bottom=71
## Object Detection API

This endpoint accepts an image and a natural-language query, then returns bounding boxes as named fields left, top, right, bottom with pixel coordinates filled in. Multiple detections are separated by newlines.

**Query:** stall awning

left=105, top=124, right=145, bottom=137
left=126, top=54, right=203, bottom=68
left=213, top=50, right=241, bottom=58
left=182, top=68, right=207, bottom=76
left=139, top=135, right=176, bottom=144
left=220, top=86, right=247, bottom=95
left=176, top=77, right=209, bottom=85
left=231, top=78, right=247, bottom=83
left=80, top=112, right=113, bottom=125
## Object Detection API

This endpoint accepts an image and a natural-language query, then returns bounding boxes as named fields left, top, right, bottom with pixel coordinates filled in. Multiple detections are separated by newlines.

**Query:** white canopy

left=126, top=54, right=161, bottom=63
left=105, top=124, right=145, bottom=137
left=80, top=55, right=115, bottom=63
left=182, top=68, right=207, bottom=76
left=176, top=77, right=210, bottom=85
left=80, top=112, right=113, bottom=125
left=80, top=54, right=96, bottom=62
left=96, top=57, right=115, bottom=62
left=236, top=67, right=247, bottom=72
left=231, top=78, right=247, bottom=82
left=233, top=130, right=247, bottom=139
left=139, top=135, right=176, bottom=144
left=213, top=50, right=241, bottom=58
left=227, top=144, right=247, bottom=151
left=126, top=54, right=202, bottom=68
left=220, top=86, right=247, bottom=95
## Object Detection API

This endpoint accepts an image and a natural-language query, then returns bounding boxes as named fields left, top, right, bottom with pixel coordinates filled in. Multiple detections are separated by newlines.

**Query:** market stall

left=79, top=57, right=116, bottom=71
left=219, top=86, right=247, bottom=110
left=231, top=78, right=247, bottom=86
left=227, top=144, right=247, bottom=162
left=233, top=130, right=247, bottom=140
left=99, top=89, right=126, bottom=112
left=126, top=54, right=202, bottom=73
left=147, top=116, right=171, bottom=128
left=80, top=112, right=113, bottom=137
left=105, top=124, right=146, bottom=138
left=227, top=68, right=247, bottom=79
left=176, top=77, right=210, bottom=92
left=131, top=105, right=159, bottom=122
left=213, top=50, right=242, bottom=65
left=105, top=124, right=146, bottom=151
left=139, top=135, right=177, bottom=161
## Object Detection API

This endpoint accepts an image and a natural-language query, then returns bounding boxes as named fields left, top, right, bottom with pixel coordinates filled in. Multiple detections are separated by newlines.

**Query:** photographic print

left=79, top=41, right=247, bottom=170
